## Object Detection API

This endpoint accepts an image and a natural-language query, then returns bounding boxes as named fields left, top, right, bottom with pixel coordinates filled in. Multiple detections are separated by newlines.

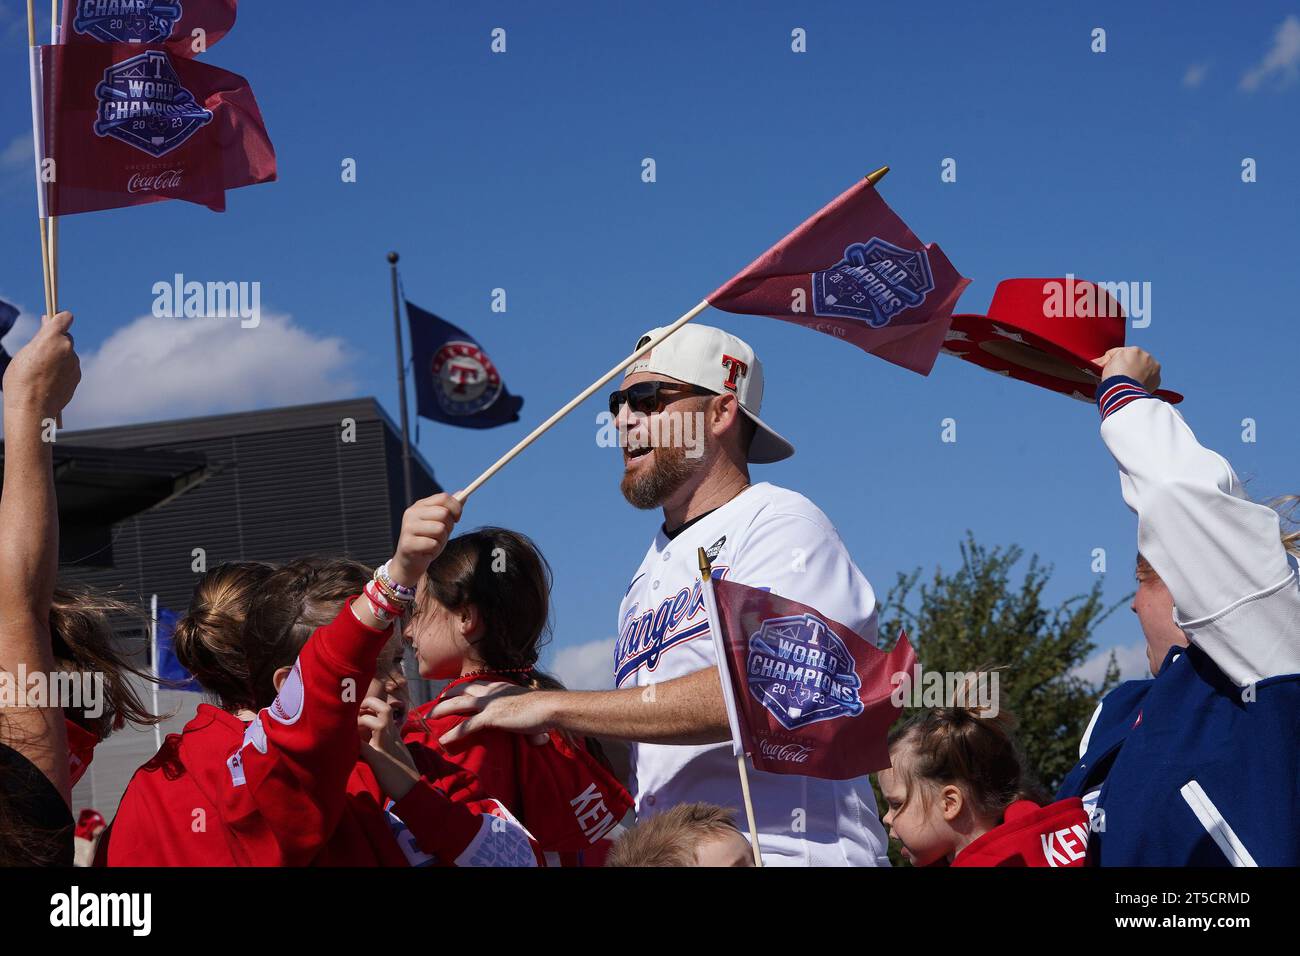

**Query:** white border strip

left=28, top=45, right=48, bottom=219
left=1180, top=779, right=1257, bottom=867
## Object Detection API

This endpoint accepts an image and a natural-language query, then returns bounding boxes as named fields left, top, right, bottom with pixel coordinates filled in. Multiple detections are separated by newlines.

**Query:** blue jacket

left=1058, top=643, right=1300, bottom=866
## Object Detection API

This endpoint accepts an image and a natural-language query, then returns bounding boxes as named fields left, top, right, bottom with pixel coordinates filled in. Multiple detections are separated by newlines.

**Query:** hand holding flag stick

left=453, top=163, right=971, bottom=503
left=26, top=0, right=56, bottom=317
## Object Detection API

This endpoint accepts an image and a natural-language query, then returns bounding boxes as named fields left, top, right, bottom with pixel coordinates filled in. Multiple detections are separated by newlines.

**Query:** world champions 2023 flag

left=39, top=42, right=274, bottom=216
left=702, top=575, right=916, bottom=779
left=60, top=1, right=238, bottom=55
left=708, top=177, right=970, bottom=376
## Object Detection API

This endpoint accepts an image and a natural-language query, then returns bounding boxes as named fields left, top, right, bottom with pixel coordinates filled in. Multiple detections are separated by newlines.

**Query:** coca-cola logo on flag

left=811, top=238, right=935, bottom=328
left=757, top=740, right=814, bottom=764
left=127, top=169, right=183, bottom=193
left=746, top=613, right=864, bottom=730
left=94, top=50, right=212, bottom=157
left=73, top=0, right=184, bottom=45
left=432, top=341, right=503, bottom=415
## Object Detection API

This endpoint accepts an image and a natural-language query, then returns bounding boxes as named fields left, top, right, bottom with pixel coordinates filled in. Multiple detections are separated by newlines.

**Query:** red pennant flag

left=707, top=177, right=970, bottom=375
left=40, top=43, right=274, bottom=216
left=704, top=575, right=916, bottom=780
left=60, top=0, right=238, bottom=56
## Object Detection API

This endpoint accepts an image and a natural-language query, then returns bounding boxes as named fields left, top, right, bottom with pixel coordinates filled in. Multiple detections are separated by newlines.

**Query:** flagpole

left=150, top=594, right=162, bottom=754
left=388, top=252, right=414, bottom=506
left=47, top=0, right=58, bottom=310
left=697, top=547, right=764, bottom=867
left=453, top=166, right=890, bottom=503
left=27, top=0, right=54, bottom=318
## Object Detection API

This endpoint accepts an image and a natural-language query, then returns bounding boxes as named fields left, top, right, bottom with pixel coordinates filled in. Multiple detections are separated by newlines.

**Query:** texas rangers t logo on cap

left=720, top=354, right=748, bottom=391
left=812, top=238, right=935, bottom=329
left=94, top=50, right=212, bottom=157
left=74, top=1, right=184, bottom=45
left=746, top=613, right=864, bottom=730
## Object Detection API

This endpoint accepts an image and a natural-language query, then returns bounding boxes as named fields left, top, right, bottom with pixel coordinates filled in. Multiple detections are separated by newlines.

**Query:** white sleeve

left=1099, top=388, right=1300, bottom=684
left=728, top=511, right=879, bottom=643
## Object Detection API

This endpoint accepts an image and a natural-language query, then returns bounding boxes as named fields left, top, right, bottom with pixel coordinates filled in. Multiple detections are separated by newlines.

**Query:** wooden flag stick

left=48, top=0, right=58, bottom=312
left=454, top=297, right=711, bottom=502
left=735, top=752, right=764, bottom=867
left=27, top=0, right=53, bottom=318
left=697, top=547, right=764, bottom=867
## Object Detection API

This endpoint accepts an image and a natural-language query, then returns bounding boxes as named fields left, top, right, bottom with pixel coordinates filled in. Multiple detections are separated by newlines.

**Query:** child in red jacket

left=399, top=527, right=633, bottom=865
left=100, top=495, right=538, bottom=867
left=878, top=681, right=1089, bottom=868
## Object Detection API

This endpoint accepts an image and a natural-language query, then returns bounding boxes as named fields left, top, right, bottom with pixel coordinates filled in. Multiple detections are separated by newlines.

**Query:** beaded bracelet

left=376, top=561, right=417, bottom=600
left=371, top=574, right=407, bottom=607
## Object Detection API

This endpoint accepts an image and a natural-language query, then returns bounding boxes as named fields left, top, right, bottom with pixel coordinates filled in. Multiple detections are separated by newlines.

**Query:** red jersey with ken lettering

left=403, top=672, right=634, bottom=866
left=951, top=798, right=1090, bottom=867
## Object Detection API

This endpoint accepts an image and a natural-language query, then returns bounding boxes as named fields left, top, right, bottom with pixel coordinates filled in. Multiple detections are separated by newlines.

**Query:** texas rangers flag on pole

left=407, top=301, right=524, bottom=429
left=700, top=564, right=915, bottom=779
left=60, top=0, right=238, bottom=55
left=707, top=176, right=970, bottom=375
left=39, top=43, right=274, bottom=216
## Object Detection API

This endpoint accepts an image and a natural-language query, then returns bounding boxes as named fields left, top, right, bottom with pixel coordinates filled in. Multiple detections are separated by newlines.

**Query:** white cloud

left=1240, top=15, right=1300, bottom=91
left=1182, top=63, right=1209, bottom=88
left=1, top=131, right=31, bottom=170
left=548, top=638, right=615, bottom=690
left=1075, top=637, right=1151, bottom=686
left=54, top=311, right=356, bottom=429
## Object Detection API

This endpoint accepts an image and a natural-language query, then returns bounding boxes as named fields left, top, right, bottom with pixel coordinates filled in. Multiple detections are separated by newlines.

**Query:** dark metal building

left=56, top=397, right=440, bottom=608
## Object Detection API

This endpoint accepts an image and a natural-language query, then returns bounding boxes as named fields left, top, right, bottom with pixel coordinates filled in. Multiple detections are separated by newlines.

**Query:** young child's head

left=49, top=584, right=160, bottom=741
left=406, top=528, right=553, bottom=683
left=879, top=682, right=1032, bottom=867
left=605, top=802, right=754, bottom=867
left=173, top=561, right=275, bottom=710
left=175, top=558, right=368, bottom=712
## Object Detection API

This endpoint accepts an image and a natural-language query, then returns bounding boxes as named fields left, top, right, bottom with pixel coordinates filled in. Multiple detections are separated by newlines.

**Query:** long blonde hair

left=1268, top=495, right=1300, bottom=558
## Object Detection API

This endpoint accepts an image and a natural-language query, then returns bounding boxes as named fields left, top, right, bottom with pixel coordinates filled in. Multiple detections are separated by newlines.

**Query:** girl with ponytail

left=878, top=673, right=1089, bottom=867
left=398, top=527, right=633, bottom=865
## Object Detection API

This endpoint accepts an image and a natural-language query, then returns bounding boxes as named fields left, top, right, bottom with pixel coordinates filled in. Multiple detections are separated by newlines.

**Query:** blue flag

left=0, top=298, right=17, bottom=388
left=155, top=606, right=201, bottom=692
left=406, top=301, right=523, bottom=429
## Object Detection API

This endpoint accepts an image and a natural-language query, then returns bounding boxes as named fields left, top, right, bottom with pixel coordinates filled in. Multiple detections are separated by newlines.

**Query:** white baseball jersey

left=615, top=481, right=891, bottom=866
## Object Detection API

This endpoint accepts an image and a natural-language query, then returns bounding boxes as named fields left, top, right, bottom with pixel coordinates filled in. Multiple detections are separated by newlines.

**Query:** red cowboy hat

left=942, top=277, right=1181, bottom=404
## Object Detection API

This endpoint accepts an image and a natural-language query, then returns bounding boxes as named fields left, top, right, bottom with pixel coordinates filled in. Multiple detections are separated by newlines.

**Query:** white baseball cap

left=624, top=324, right=795, bottom=463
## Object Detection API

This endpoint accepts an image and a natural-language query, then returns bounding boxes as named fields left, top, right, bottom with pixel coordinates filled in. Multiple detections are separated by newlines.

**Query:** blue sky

left=2, top=1, right=1297, bottom=687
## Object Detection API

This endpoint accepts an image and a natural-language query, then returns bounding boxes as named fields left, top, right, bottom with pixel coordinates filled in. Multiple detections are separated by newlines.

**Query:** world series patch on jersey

left=615, top=482, right=891, bottom=866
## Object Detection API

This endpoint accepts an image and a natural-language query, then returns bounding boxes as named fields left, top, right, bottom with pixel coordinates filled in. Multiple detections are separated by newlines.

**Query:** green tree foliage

left=878, top=533, right=1124, bottom=799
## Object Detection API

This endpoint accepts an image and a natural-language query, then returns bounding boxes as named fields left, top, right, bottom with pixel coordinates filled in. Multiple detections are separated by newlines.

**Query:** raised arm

left=0, top=312, right=81, bottom=802
left=227, top=494, right=463, bottom=863
left=1095, top=347, right=1300, bottom=685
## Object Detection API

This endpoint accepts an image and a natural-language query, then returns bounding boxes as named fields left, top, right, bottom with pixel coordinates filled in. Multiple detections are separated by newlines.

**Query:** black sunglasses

left=608, top=381, right=716, bottom=417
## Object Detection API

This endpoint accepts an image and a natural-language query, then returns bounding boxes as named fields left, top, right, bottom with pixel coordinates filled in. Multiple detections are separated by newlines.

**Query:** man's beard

left=620, top=442, right=697, bottom=510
